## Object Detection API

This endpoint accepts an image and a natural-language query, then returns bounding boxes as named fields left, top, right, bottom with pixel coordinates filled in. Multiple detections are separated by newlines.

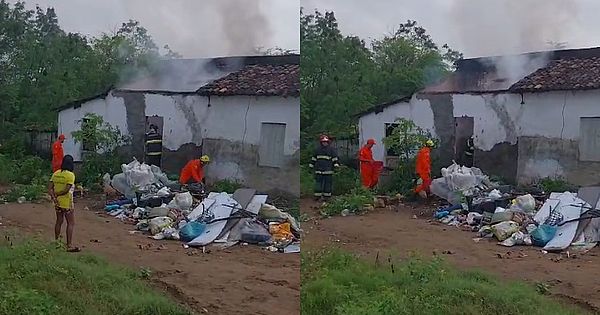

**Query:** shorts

left=55, top=205, right=73, bottom=214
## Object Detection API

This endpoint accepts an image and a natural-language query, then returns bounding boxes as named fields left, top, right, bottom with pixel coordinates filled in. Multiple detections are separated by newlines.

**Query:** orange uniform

left=51, top=139, right=64, bottom=172
left=179, top=159, right=204, bottom=185
left=359, top=145, right=376, bottom=188
left=414, top=146, right=432, bottom=193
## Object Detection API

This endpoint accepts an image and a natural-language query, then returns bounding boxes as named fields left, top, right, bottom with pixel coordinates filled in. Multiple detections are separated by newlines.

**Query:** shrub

left=210, top=179, right=244, bottom=193
left=538, top=177, right=577, bottom=193
left=321, top=187, right=374, bottom=216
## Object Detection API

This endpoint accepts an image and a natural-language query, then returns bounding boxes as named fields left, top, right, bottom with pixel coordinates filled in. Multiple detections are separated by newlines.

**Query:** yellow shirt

left=51, top=170, right=75, bottom=210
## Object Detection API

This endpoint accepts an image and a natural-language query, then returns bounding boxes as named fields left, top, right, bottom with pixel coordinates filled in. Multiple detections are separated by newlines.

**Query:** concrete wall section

left=57, top=93, right=128, bottom=161
left=358, top=95, right=435, bottom=164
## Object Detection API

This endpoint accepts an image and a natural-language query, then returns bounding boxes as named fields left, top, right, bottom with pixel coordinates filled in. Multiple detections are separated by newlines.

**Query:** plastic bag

left=510, top=194, right=536, bottom=213
left=240, top=220, right=272, bottom=244
left=491, top=220, right=520, bottom=241
left=123, top=160, right=155, bottom=190
left=269, top=222, right=294, bottom=242
left=499, top=231, right=532, bottom=247
left=531, top=224, right=557, bottom=247
left=111, top=173, right=135, bottom=198
left=179, top=222, right=207, bottom=242
left=174, top=192, right=193, bottom=211
left=259, top=204, right=301, bottom=234
left=148, top=216, right=173, bottom=235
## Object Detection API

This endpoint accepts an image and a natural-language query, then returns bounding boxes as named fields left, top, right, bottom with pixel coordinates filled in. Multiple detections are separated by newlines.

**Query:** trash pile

left=102, top=160, right=301, bottom=253
left=430, top=162, right=600, bottom=254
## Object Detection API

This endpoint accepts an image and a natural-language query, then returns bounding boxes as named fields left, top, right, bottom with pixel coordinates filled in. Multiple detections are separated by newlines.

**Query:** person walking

left=51, top=134, right=66, bottom=172
left=309, top=135, right=339, bottom=200
left=359, top=139, right=378, bottom=189
left=415, top=139, right=435, bottom=198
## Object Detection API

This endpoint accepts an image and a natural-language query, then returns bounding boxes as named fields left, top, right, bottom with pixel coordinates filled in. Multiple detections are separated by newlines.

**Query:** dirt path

left=0, top=200, right=300, bottom=315
left=302, top=199, right=600, bottom=312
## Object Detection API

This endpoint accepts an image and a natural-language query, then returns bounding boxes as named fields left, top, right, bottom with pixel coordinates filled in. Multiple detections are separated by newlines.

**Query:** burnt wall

left=518, top=136, right=600, bottom=186
left=419, top=94, right=456, bottom=168
left=475, top=142, right=518, bottom=184
left=117, top=92, right=147, bottom=161
left=202, top=138, right=299, bottom=197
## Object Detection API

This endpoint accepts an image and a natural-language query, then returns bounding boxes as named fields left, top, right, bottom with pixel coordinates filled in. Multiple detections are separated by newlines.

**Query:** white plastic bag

left=491, top=220, right=520, bottom=241
left=499, top=231, right=532, bottom=247
left=149, top=216, right=173, bottom=235
left=510, top=194, right=536, bottom=213
left=175, top=192, right=193, bottom=211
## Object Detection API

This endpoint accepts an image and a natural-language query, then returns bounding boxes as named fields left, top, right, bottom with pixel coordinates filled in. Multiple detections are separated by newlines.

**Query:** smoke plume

left=209, top=0, right=274, bottom=56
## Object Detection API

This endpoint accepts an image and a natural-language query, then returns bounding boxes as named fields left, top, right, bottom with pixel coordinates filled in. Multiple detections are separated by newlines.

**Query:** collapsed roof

left=57, top=54, right=300, bottom=111
left=421, top=46, right=600, bottom=94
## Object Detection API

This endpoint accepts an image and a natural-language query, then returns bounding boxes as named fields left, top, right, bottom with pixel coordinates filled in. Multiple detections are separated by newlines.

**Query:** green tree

left=0, top=1, right=180, bottom=146
left=300, top=9, right=462, bottom=158
left=71, top=113, right=129, bottom=188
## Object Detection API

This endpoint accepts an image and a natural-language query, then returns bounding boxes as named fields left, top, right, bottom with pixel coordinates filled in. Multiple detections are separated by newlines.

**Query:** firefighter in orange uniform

left=52, top=134, right=66, bottom=172
left=179, top=155, right=210, bottom=185
left=359, top=139, right=377, bottom=189
left=415, top=139, right=435, bottom=197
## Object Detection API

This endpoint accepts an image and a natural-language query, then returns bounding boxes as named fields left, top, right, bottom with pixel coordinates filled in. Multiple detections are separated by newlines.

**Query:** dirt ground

left=302, top=199, right=600, bottom=313
left=0, top=198, right=300, bottom=315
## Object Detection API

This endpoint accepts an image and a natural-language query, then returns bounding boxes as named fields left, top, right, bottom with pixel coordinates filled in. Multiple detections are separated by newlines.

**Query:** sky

left=302, top=0, right=600, bottom=58
left=15, top=0, right=300, bottom=58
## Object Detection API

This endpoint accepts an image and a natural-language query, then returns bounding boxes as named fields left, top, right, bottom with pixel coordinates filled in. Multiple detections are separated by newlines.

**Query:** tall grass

left=0, top=239, right=190, bottom=315
left=301, top=250, right=587, bottom=315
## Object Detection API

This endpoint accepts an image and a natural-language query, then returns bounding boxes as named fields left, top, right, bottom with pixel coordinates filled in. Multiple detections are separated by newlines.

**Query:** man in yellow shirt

left=49, top=155, right=79, bottom=252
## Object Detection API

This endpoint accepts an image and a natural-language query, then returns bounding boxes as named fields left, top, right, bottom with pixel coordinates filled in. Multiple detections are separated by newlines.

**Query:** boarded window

left=385, top=123, right=399, bottom=156
left=259, top=123, right=286, bottom=168
left=579, top=117, right=600, bottom=162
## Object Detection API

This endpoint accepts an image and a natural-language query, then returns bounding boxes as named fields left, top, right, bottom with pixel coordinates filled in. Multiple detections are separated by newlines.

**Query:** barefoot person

left=49, top=154, right=79, bottom=252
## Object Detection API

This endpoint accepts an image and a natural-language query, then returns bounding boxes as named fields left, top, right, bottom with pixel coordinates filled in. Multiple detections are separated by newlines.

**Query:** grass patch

left=0, top=239, right=190, bottom=315
left=538, top=177, right=577, bottom=193
left=301, top=250, right=587, bottom=315
left=0, top=154, right=50, bottom=202
left=321, top=187, right=374, bottom=216
left=210, top=179, right=244, bottom=194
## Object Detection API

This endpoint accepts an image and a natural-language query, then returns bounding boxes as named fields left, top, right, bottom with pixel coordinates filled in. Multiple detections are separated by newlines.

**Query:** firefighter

left=464, top=136, right=474, bottom=167
left=145, top=124, right=163, bottom=167
left=52, top=134, right=66, bottom=172
left=415, top=139, right=435, bottom=198
left=309, top=135, right=339, bottom=200
left=359, top=139, right=377, bottom=189
left=180, top=155, right=210, bottom=185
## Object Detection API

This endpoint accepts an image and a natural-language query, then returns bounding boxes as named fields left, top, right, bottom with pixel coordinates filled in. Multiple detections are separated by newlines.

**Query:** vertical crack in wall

left=484, top=94, right=517, bottom=143
left=173, top=96, right=203, bottom=145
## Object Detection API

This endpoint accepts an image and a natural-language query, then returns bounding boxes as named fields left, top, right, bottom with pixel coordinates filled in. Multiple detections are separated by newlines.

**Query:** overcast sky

left=302, top=0, right=600, bottom=58
left=15, top=0, right=299, bottom=58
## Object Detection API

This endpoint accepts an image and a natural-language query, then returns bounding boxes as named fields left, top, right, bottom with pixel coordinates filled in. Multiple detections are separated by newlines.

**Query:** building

left=358, top=47, right=600, bottom=186
left=57, top=55, right=300, bottom=196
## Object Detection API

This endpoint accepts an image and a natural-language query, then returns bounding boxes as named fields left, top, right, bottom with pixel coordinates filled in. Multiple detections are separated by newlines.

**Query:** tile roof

left=197, top=64, right=299, bottom=97
left=510, top=57, right=600, bottom=92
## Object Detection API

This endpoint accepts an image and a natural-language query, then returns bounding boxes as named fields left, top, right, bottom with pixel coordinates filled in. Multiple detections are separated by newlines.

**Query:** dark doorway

left=454, top=116, right=474, bottom=165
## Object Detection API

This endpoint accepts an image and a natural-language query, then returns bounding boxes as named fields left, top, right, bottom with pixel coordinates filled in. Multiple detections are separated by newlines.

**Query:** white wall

left=359, top=89, right=600, bottom=179
left=143, top=94, right=300, bottom=154
left=358, top=95, right=436, bottom=162
left=57, top=93, right=128, bottom=161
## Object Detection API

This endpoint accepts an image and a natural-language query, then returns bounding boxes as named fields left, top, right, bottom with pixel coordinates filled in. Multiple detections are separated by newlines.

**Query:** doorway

left=454, top=116, right=474, bottom=165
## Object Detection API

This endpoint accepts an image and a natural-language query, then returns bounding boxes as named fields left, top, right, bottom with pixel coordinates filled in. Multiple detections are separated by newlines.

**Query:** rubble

left=429, top=162, right=600, bottom=255
left=100, top=160, right=301, bottom=254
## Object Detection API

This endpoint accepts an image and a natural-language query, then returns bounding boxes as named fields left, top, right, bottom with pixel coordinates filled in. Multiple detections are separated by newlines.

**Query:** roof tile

left=198, top=64, right=299, bottom=97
